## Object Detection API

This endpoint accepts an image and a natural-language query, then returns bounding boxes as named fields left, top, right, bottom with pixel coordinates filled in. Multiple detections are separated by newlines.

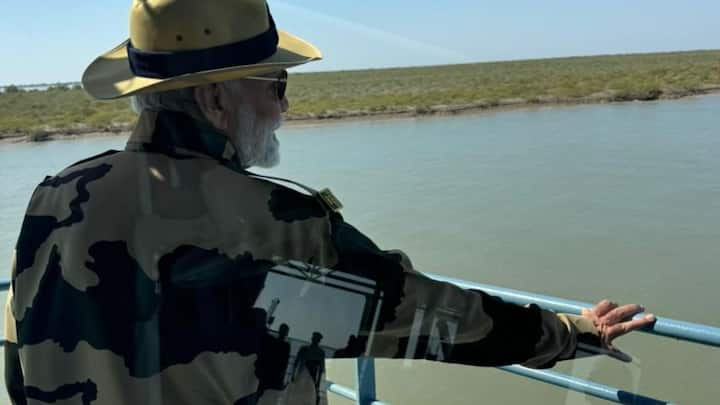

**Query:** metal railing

left=2, top=275, right=719, bottom=405
left=323, top=272, right=720, bottom=405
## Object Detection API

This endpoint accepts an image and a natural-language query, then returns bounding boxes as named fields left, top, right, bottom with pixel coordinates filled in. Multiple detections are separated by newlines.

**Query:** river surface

left=1, top=95, right=719, bottom=404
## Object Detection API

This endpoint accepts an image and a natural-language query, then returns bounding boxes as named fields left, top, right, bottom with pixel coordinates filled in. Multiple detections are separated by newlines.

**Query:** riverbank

left=2, top=86, right=720, bottom=144
left=2, top=49, right=719, bottom=143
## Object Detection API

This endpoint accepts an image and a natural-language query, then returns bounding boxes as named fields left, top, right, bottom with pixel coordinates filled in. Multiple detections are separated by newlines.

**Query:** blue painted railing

left=429, top=274, right=720, bottom=348
left=2, top=276, right=718, bottom=404
left=324, top=272, right=720, bottom=405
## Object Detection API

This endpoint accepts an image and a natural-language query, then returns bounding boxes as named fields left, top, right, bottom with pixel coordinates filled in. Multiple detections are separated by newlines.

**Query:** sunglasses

left=244, top=70, right=288, bottom=100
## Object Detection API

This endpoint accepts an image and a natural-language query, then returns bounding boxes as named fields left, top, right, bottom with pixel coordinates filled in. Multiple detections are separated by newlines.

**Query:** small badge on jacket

left=316, top=188, right=343, bottom=212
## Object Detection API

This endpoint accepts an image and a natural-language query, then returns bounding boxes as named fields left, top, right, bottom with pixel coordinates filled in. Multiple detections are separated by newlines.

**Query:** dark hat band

left=127, top=8, right=279, bottom=79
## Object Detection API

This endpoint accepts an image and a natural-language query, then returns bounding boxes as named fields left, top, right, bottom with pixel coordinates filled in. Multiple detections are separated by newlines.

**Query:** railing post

left=355, top=357, right=377, bottom=405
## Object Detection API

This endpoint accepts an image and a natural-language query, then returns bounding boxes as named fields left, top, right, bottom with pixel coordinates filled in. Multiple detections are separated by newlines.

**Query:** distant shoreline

left=2, top=87, right=719, bottom=145
left=3, top=49, right=720, bottom=144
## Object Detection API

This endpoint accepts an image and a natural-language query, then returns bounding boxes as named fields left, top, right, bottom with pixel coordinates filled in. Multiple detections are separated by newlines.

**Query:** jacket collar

left=126, top=110, right=244, bottom=171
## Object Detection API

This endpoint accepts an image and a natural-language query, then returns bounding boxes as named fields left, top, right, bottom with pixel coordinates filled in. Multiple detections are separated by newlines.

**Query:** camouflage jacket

left=4, top=110, right=602, bottom=405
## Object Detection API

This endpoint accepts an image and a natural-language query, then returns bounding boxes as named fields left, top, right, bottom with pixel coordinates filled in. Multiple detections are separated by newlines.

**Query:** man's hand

left=582, top=299, right=656, bottom=348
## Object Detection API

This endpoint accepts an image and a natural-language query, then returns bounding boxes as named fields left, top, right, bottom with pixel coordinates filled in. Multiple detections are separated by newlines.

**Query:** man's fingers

left=600, top=303, right=644, bottom=325
left=586, top=300, right=657, bottom=347
left=604, top=314, right=657, bottom=342
left=591, top=299, right=617, bottom=317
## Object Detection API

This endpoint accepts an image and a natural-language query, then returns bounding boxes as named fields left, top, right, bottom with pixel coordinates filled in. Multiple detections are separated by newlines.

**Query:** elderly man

left=4, top=0, right=655, bottom=404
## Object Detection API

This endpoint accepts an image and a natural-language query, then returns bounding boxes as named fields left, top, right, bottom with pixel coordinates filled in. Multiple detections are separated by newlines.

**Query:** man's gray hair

left=130, top=81, right=246, bottom=121
left=130, top=86, right=206, bottom=121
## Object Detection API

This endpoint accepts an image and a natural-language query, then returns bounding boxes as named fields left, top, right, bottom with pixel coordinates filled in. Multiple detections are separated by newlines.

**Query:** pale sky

left=0, top=0, right=718, bottom=86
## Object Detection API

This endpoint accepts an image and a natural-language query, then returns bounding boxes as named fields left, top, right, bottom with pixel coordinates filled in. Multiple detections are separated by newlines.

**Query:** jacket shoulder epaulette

left=68, top=149, right=121, bottom=168
left=243, top=171, right=343, bottom=215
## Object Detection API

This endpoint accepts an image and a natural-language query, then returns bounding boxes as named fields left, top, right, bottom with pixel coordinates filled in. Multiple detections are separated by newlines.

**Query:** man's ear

left=194, top=84, right=231, bottom=132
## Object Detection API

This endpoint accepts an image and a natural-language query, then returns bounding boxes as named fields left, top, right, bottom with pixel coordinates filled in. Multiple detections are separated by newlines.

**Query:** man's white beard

left=232, top=105, right=281, bottom=168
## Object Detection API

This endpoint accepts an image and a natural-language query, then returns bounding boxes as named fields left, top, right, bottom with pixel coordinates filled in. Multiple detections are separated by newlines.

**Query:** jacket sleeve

left=329, top=214, right=600, bottom=369
left=4, top=250, right=27, bottom=405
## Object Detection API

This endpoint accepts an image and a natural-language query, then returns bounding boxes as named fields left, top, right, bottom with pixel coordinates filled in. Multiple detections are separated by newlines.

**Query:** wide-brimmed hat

left=82, top=0, right=322, bottom=100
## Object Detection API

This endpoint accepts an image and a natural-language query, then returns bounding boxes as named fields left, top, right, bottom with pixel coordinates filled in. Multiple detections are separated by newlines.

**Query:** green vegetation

left=0, top=85, right=137, bottom=140
left=2, top=50, right=719, bottom=141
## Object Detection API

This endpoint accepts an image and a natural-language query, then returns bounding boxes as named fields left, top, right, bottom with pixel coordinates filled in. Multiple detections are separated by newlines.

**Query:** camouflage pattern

left=4, top=110, right=601, bottom=404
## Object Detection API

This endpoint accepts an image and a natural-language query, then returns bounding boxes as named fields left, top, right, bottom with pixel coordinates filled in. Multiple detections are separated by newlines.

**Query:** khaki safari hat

left=82, top=0, right=322, bottom=100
